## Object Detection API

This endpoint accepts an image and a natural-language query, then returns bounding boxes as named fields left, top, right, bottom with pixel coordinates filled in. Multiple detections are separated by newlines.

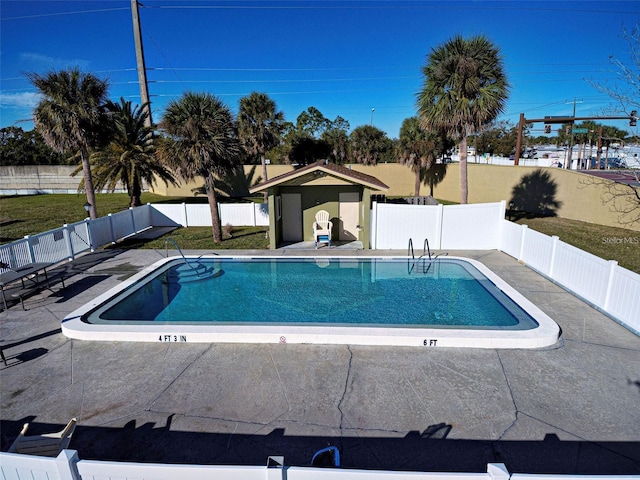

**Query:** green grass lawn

left=0, top=193, right=171, bottom=242
left=116, top=225, right=270, bottom=250
left=2, top=193, right=639, bottom=272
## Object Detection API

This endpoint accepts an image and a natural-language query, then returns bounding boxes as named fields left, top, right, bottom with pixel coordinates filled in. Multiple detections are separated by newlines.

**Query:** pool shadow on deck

left=1, top=419, right=637, bottom=473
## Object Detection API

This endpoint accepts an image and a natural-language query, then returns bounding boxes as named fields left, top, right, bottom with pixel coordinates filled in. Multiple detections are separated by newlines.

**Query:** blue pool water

left=88, top=258, right=538, bottom=331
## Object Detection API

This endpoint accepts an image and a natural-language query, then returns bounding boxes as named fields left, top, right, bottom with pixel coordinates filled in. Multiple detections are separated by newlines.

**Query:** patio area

left=0, top=247, right=638, bottom=474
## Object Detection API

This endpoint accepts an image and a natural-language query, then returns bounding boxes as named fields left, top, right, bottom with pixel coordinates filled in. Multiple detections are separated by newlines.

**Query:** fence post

left=24, top=235, right=36, bottom=263
left=62, top=224, right=74, bottom=261
left=435, top=203, right=444, bottom=249
left=129, top=207, right=137, bottom=234
left=497, top=200, right=507, bottom=250
left=108, top=214, right=116, bottom=244
left=146, top=204, right=153, bottom=229
left=370, top=200, right=377, bottom=249
left=54, top=449, right=81, bottom=480
left=603, top=260, right=618, bottom=311
left=182, top=202, right=188, bottom=227
left=487, top=463, right=510, bottom=480
left=267, top=455, right=285, bottom=480
left=147, top=202, right=153, bottom=228
left=548, top=235, right=559, bottom=278
left=517, top=224, right=529, bottom=262
left=85, top=219, right=95, bottom=252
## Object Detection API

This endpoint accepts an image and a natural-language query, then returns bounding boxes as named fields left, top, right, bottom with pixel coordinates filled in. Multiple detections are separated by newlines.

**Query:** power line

left=142, top=1, right=639, bottom=15
left=4, top=2, right=632, bottom=21
left=143, top=75, right=419, bottom=84
left=2, top=7, right=129, bottom=20
left=142, top=28, right=189, bottom=92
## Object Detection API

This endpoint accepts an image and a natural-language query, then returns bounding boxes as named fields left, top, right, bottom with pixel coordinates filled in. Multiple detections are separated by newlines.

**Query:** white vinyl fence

left=149, top=202, right=269, bottom=227
left=500, top=220, right=640, bottom=335
left=371, top=201, right=506, bottom=250
left=0, top=203, right=267, bottom=270
left=0, top=207, right=147, bottom=270
left=2, top=450, right=636, bottom=480
left=1, top=200, right=638, bottom=335
left=5, top=450, right=589, bottom=480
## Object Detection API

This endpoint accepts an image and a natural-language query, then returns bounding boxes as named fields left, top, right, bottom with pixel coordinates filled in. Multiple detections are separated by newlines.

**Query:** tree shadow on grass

left=421, top=163, right=448, bottom=197
left=510, top=169, right=562, bottom=219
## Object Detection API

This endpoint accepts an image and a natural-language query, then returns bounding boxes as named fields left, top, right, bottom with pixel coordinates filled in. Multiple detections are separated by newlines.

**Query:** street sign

left=572, top=128, right=588, bottom=134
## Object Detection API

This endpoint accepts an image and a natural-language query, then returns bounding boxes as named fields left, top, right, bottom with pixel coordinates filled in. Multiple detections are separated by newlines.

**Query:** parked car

left=589, top=157, right=628, bottom=169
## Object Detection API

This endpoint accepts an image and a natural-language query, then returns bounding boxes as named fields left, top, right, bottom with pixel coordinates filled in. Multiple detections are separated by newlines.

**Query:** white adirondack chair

left=313, top=210, right=333, bottom=249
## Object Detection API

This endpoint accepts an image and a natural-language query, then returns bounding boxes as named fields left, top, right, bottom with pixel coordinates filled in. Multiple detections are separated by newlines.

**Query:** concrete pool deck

left=0, top=247, right=639, bottom=474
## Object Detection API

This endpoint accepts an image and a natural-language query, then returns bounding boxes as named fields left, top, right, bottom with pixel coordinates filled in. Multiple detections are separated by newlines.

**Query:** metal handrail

left=165, top=238, right=199, bottom=272
left=407, top=238, right=450, bottom=275
left=423, top=238, right=431, bottom=260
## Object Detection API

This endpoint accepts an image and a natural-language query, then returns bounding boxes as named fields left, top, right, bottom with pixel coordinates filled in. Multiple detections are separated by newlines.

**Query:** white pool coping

left=62, top=256, right=561, bottom=349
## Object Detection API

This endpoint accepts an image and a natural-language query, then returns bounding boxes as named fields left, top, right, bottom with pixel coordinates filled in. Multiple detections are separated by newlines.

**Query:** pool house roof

left=248, top=160, right=389, bottom=193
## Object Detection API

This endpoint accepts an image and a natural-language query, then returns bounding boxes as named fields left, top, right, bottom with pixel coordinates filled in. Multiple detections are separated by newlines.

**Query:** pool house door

left=281, top=193, right=302, bottom=242
left=339, top=192, right=360, bottom=241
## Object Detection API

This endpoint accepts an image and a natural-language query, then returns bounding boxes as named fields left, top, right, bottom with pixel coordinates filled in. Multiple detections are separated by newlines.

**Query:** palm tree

left=28, top=68, right=109, bottom=218
left=159, top=92, right=241, bottom=243
left=89, top=98, right=178, bottom=207
left=417, top=35, right=509, bottom=204
left=349, top=125, right=392, bottom=165
left=237, top=92, right=284, bottom=201
left=397, top=117, right=440, bottom=196
left=322, top=122, right=350, bottom=165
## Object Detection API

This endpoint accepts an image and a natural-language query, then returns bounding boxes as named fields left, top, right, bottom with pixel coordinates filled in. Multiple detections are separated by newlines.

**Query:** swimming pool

left=62, top=256, right=560, bottom=349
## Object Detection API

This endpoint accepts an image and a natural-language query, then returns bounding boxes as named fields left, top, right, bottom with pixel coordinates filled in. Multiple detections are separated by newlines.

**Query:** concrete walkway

left=0, top=248, right=638, bottom=474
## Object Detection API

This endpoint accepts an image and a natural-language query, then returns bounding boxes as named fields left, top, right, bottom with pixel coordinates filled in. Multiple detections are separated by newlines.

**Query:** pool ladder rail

left=407, top=238, right=448, bottom=274
left=164, top=238, right=222, bottom=283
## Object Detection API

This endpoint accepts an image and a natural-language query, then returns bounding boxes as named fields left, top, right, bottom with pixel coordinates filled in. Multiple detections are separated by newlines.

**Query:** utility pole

left=596, top=127, right=603, bottom=167
left=131, top=0, right=152, bottom=127
left=564, top=98, right=583, bottom=169
left=514, top=113, right=525, bottom=165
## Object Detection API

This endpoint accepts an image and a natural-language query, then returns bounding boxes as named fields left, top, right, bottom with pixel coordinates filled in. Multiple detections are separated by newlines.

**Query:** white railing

left=0, top=450, right=80, bottom=480
left=0, top=203, right=267, bottom=270
left=0, top=450, right=526, bottom=480
left=0, top=207, right=155, bottom=270
left=0, top=220, right=92, bottom=269
left=3, top=450, right=637, bottom=480
left=499, top=219, right=640, bottom=335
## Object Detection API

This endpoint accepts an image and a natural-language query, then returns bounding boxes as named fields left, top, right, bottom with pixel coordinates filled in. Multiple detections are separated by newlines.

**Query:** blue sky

left=1, top=1, right=639, bottom=139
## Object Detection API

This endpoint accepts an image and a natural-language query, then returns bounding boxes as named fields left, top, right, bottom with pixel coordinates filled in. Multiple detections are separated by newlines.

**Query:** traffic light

left=631, top=110, right=637, bottom=127
left=544, top=125, right=551, bottom=134
left=566, top=125, right=571, bottom=134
